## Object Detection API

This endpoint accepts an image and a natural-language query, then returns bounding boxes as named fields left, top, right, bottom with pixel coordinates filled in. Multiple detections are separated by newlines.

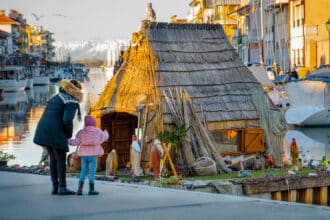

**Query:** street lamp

left=326, top=19, right=330, bottom=64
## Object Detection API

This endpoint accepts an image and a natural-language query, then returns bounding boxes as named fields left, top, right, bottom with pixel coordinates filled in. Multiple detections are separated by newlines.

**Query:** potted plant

left=158, top=123, right=190, bottom=152
left=0, top=151, right=15, bottom=166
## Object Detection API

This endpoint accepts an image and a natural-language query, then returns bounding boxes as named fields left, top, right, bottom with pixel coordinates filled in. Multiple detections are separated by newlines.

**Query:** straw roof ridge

left=157, top=81, right=261, bottom=87
left=157, top=66, right=246, bottom=73
left=148, top=21, right=223, bottom=31
left=153, top=48, right=236, bottom=54
left=150, top=39, right=227, bottom=44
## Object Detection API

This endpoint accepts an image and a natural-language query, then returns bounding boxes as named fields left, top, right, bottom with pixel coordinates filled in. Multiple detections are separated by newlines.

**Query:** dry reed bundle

left=163, top=88, right=232, bottom=174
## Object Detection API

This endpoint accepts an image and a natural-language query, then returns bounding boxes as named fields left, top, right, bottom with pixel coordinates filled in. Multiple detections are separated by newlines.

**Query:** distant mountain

left=53, top=40, right=130, bottom=62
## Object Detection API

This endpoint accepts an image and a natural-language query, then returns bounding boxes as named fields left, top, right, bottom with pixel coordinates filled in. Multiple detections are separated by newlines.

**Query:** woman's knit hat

left=85, top=115, right=96, bottom=127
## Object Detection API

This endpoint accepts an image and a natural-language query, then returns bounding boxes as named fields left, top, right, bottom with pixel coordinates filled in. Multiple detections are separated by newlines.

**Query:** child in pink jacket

left=69, top=115, right=108, bottom=195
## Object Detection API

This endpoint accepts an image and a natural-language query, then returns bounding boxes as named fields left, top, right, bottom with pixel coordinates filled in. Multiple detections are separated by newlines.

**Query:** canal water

left=0, top=68, right=329, bottom=166
left=0, top=68, right=108, bottom=166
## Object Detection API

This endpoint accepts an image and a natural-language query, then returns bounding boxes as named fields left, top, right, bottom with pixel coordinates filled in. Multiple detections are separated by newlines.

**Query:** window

left=211, top=130, right=242, bottom=154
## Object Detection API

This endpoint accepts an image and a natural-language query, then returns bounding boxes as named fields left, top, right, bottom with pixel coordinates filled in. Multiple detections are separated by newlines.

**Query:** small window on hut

left=211, top=130, right=242, bottom=155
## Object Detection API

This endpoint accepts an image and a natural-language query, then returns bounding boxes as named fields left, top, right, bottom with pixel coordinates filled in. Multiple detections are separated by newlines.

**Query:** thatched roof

left=91, top=21, right=266, bottom=131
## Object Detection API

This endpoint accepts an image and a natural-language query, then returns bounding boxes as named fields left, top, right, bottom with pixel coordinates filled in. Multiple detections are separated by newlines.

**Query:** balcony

left=264, top=0, right=289, bottom=9
left=291, top=26, right=303, bottom=37
left=218, top=19, right=237, bottom=25
left=304, top=25, right=318, bottom=36
left=215, top=0, right=240, bottom=5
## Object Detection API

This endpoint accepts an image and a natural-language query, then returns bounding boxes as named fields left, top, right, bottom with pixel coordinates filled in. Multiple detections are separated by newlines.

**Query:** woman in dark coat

left=34, top=79, right=83, bottom=195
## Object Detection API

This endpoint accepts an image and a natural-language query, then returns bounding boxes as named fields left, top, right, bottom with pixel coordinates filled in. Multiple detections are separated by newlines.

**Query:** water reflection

left=285, top=127, right=330, bottom=161
left=0, top=86, right=56, bottom=166
left=0, top=68, right=108, bottom=166
left=0, top=91, right=28, bottom=146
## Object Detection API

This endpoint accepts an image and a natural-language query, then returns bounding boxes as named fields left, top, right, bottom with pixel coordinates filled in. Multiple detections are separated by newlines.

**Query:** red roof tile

left=0, top=15, right=17, bottom=24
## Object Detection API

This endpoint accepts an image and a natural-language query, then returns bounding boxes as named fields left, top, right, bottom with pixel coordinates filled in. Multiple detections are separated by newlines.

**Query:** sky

left=2, top=0, right=191, bottom=42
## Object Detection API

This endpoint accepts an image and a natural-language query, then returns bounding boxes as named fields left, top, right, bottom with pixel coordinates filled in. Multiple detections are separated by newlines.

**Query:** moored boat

left=285, top=65, right=330, bottom=126
left=30, top=65, right=50, bottom=85
left=25, top=68, right=34, bottom=90
left=72, top=63, right=89, bottom=76
left=0, top=66, right=27, bottom=92
left=25, top=76, right=34, bottom=89
left=49, top=67, right=74, bottom=82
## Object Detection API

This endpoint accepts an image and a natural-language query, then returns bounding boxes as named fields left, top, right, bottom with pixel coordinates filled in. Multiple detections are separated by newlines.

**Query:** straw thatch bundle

left=92, top=31, right=158, bottom=116
left=162, top=88, right=232, bottom=174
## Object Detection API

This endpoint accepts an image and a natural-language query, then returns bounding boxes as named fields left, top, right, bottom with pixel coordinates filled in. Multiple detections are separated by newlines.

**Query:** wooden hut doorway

left=101, top=112, right=138, bottom=168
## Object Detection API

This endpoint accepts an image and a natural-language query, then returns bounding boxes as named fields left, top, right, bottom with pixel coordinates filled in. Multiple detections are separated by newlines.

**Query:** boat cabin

left=0, top=66, right=26, bottom=81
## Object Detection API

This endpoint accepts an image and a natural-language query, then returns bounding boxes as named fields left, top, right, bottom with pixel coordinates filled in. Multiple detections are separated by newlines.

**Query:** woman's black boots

left=59, top=186, right=76, bottom=195
left=77, top=181, right=84, bottom=195
left=51, top=183, right=58, bottom=195
left=88, top=183, right=99, bottom=195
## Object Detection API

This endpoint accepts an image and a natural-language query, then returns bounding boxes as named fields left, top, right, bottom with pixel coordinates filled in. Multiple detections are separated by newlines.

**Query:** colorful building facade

left=188, top=0, right=330, bottom=71
left=290, top=0, right=330, bottom=71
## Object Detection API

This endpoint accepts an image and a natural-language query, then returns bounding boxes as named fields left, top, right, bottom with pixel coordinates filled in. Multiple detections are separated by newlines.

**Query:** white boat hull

left=26, top=78, right=34, bottom=89
left=285, top=80, right=330, bottom=126
left=0, top=79, right=27, bottom=92
left=285, top=106, right=330, bottom=126
left=0, top=91, right=28, bottom=105
left=33, top=76, right=50, bottom=85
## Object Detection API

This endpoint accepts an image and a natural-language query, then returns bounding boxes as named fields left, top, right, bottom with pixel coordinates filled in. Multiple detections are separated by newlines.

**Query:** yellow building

left=188, top=0, right=240, bottom=45
left=290, top=0, right=330, bottom=73
left=26, top=25, right=44, bottom=47
left=170, top=15, right=188, bottom=24
left=213, top=0, right=240, bottom=44
left=189, top=0, right=214, bottom=23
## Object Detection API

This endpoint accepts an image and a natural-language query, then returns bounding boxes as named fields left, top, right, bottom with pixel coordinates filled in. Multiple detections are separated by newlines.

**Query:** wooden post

left=299, top=188, right=313, bottom=204
left=289, top=190, right=297, bottom=203
left=272, top=191, right=282, bottom=201
left=314, top=187, right=328, bottom=206
left=141, top=105, right=149, bottom=153
left=282, top=191, right=289, bottom=201
left=161, top=143, right=178, bottom=177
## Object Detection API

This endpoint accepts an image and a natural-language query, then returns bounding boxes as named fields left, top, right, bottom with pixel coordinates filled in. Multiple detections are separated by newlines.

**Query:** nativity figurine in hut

left=106, top=149, right=118, bottom=176
left=150, top=139, right=164, bottom=179
left=131, top=135, right=143, bottom=178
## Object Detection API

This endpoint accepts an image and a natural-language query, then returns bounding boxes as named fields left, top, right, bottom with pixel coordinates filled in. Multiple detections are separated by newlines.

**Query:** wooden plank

left=242, top=175, right=330, bottom=195
left=314, top=187, right=328, bottom=206
left=299, top=188, right=313, bottom=204
left=271, top=191, right=281, bottom=201
left=161, top=143, right=178, bottom=177
left=282, top=191, right=288, bottom=201
left=220, top=151, right=242, bottom=156
left=243, top=128, right=264, bottom=153
left=289, top=190, right=297, bottom=202
left=225, top=155, right=244, bottom=165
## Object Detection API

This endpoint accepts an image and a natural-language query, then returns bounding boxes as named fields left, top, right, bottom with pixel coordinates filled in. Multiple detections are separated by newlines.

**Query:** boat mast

left=260, top=0, right=264, bottom=65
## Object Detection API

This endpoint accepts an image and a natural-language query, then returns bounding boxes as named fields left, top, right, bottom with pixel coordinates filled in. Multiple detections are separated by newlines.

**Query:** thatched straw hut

left=90, top=21, right=286, bottom=174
